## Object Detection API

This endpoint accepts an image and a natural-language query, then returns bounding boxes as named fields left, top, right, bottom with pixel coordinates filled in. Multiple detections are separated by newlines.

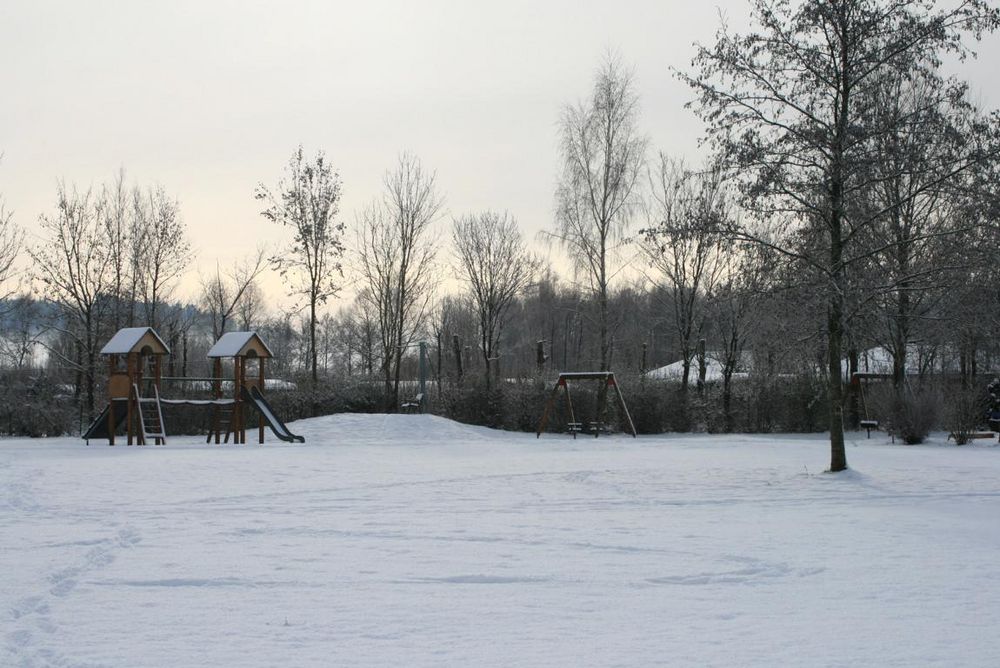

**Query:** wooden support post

left=136, top=354, right=146, bottom=445
left=536, top=379, right=563, bottom=437
left=564, top=381, right=578, bottom=439
left=258, top=358, right=265, bottom=444
left=126, top=354, right=135, bottom=446
left=108, top=357, right=116, bottom=446
left=238, top=356, right=246, bottom=444
left=610, top=376, right=637, bottom=437
left=213, top=358, right=223, bottom=444
left=592, top=376, right=613, bottom=438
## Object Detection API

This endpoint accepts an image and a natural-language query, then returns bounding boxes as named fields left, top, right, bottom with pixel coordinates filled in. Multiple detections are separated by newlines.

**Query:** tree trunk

left=310, top=298, right=318, bottom=383
left=826, top=28, right=849, bottom=473
left=696, top=338, right=707, bottom=394
left=847, top=347, right=859, bottom=429
left=828, top=200, right=847, bottom=472
left=453, top=334, right=463, bottom=383
left=435, top=331, right=442, bottom=398
left=723, top=368, right=733, bottom=433
left=680, top=352, right=691, bottom=394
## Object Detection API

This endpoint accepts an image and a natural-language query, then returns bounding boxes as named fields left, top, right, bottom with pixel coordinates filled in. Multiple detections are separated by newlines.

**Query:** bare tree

left=0, top=157, right=23, bottom=309
left=640, top=156, right=729, bottom=393
left=0, top=297, right=40, bottom=369
left=357, top=152, right=442, bottom=410
left=134, top=185, right=192, bottom=329
left=256, top=146, right=346, bottom=382
left=101, top=169, right=134, bottom=328
left=236, top=280, right=265, bottom=332
left=708, top=243, right=773, bottom=432
left=345, top=292, right=379, bottom=376
left=200, top=247, right=268, bottom=340
left=858, top=68, right=983, bottom=389
left=31, top=184, right=110, bottom=422
left=452, top=211, right=539, bottom=384
left=682, top=0, right=999, bottom=471
left=550, top=53, right=646, bottom=372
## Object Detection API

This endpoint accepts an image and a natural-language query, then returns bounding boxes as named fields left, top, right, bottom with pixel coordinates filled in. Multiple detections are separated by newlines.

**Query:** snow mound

left=291, top=412, right=526, bottom=446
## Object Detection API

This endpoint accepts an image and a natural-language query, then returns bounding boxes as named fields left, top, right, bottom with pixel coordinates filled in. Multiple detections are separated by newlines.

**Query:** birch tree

left=551, top=54, right=646, bottom=372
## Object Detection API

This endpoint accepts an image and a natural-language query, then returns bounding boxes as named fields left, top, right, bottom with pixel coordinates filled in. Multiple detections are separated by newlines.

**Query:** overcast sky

left=2, top=0, right=998, bottom=307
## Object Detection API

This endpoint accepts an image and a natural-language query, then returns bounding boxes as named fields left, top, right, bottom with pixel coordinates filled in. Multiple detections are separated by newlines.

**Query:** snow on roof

left=844, top=344, right=964, bottom=379
left=207, top=331, right=274, bottom=358
left=100, top=327, right=170, bottom=355
left=645, top=352, right=751, bottom=381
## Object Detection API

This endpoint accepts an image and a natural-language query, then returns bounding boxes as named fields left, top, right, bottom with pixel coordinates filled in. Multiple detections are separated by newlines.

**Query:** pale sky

left=2, top=0, right=997, bottom=311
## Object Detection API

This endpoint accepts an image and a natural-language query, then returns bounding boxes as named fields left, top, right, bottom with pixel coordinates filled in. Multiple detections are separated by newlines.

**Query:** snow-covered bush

left=0, top=370, right=76, bottom=437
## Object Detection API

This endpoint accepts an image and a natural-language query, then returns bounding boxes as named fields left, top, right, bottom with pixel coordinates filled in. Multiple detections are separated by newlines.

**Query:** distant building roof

left=100, top=327, right=170, bottom=356
left=645, top=352, right=751, bottom=381
left=207, top=331, right=274, bottom=359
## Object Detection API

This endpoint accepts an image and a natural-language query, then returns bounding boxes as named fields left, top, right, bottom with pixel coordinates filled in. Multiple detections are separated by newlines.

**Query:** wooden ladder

left=134, top=384, right=167, bottom=445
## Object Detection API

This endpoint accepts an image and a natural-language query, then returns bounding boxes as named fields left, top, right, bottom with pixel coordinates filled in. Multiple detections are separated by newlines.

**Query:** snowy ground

left=3, top=415, right=1000, bottom=667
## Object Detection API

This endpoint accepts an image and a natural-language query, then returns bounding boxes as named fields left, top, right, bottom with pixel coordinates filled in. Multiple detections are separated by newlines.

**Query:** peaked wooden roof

left=207, top=331, right=274, bottom=359
left=100, top=327, right=171, bottom=356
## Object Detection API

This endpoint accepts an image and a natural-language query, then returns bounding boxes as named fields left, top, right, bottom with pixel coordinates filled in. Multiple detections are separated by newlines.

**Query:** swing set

left=536, top=371, right=637, bottom=438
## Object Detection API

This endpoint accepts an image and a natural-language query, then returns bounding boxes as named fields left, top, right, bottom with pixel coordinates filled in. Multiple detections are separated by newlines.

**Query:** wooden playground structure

left=536, top=371, right=637, bottom=438
left=84, top=328, right=303, bottom=445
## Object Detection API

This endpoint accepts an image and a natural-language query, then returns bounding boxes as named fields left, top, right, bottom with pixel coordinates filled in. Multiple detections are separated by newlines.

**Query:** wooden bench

left=948, top=431, right=996, bottom=443
left=588, top=421, right=612, bottom=436
left=860, top=419, right=879, bottom=438
left=401, top=393, right=424, bottom=413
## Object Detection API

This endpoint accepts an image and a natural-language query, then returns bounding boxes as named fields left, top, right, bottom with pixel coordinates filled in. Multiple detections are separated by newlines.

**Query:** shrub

left=943, top=385, right=988, bottom=445
left=0, top=371, right=76, bottom=437
left=872, top=385, right=939, bottom=445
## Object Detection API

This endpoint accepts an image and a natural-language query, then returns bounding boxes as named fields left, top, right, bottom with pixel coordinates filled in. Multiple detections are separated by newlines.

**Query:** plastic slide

left=82, top=399, right=129, bottom=443
left=242, top=386, right=305, bottom=443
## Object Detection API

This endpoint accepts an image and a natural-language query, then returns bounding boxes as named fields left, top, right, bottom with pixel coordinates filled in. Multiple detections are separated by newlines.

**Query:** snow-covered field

left=3, top=415, right=1000, bottom=667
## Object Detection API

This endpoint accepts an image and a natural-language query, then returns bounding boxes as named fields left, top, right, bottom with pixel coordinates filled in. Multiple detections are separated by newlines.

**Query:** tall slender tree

left=357, top=153, right=442, bottom=409
left=551, top=54, right=647, bottom=372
